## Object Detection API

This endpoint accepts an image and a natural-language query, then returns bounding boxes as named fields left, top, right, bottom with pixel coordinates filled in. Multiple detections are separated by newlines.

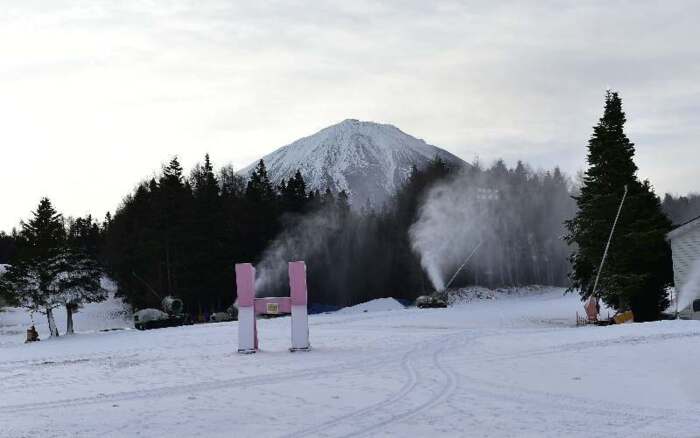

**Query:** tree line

left=1, top=91, right=692, bottom=323
left=100, top=153, right=581, bottom=312
left=0, top=153, right=581, bottom=318
left=662, top=193, right=700, bottom=225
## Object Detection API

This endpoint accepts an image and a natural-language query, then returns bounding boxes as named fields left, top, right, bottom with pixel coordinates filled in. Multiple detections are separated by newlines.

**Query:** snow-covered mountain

left=241, top=119, right=466, bottom=207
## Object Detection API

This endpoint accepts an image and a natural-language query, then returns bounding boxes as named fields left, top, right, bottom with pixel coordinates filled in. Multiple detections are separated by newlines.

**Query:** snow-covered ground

left=0, top=278, right=131, bottom=348
left=2, top=287, right=700, bottom=437
left=336, top=297, right=406, bottom=314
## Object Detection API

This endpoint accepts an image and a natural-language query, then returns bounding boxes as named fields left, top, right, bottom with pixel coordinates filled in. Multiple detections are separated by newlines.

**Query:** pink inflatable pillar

left=236, top=263, right=257, bottom=353
left=289, top=261, right=310, bottom=351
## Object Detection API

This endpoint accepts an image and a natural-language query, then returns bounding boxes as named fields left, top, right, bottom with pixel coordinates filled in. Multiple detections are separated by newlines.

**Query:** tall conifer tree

left=157, top=157, right=191, bottom=296
left=566, top=91, right=673, bottom=320
left=244, top=160, right=279, bottom=257
left=4, top=198, right=66, bottom=336
left=245, top=160, right=276, bottom=203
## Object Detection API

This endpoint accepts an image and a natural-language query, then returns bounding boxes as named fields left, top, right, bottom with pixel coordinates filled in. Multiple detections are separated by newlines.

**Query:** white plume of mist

left=409, top=171, right=496, bottom=291
left=254, top=206, right=342, bottom=297
left=409, top=160, right=577, bottom=291
left=677, top=259, right=700, bottom=312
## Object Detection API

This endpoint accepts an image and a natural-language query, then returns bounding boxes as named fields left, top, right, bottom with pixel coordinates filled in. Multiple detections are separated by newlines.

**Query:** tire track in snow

left=285, top=325, right=662, bottom=438
left=283, top=331, right=467, bottom=438
left=281, top=343, right=421, bottom=438
left=451, top=330, right=700, bottom=371
left=0, top=332, right=449, bottom=415
left=0, top=354, right=394, bottom=414
left=450, top=373, right=697, bottom=434
left=344, top=342, right=460, bottom=437
left=338, top=333, right=463, bottom=438
left=289, top=328, right=700, bottom=437
left=438, top=331, right=700, bottom=433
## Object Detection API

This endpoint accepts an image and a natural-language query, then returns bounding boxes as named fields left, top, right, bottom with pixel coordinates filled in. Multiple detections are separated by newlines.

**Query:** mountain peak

left=242, top=120, right=465, bottom=207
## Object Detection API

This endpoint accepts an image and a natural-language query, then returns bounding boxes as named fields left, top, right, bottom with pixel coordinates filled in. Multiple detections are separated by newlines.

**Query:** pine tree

left=6, top=198, right=66, bottom=336
left=279, top=170, right=308, bottom=213
left=245, top=160, right=276, bottom=204
left=191, top=154, right=219, bottom=201
left=189, top=154, right=227, bottom=314
left=243, top=159, right=279, bottom=257
left=67, top=215, right=102, bottom=258
left=21, top=198, right=65, bottom=260
left=157, top=157, right=191, bottom=296
left=289, top=170, right=308, bottom=211
left=219, top=164, right=246, bottom=199
left=566, top=91, right=673, bottom=321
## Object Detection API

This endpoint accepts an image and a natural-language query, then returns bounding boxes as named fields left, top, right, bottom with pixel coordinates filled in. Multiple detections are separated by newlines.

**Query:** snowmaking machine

left=133, top=296, right=192, bottom=330
left=416, top=240, right=484, bottom=309
left=415, top=292, right=448, bottom=308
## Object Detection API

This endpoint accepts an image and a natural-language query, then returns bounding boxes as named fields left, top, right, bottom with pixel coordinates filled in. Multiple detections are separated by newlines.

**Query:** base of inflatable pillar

left=289, top=346, right=311, bottom=352
left=237, top=306, right=257, bottom=353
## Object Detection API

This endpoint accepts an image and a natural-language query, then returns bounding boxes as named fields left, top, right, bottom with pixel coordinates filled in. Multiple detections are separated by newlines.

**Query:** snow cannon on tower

left=414, top=187, right=496, bottom=309
left=416, top=239, right=484, bottom=309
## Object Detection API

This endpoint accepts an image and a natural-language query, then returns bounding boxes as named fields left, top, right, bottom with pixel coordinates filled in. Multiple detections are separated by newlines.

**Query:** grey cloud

left=0, top=0, right=699, bottom=231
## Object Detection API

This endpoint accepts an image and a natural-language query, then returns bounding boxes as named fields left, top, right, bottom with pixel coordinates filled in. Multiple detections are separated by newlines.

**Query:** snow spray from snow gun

left=443, top=240, right=484, bottom=291
left=410, top=178, right=499, bottom=292
left=254, top=206, right=341, bottom=297
left=676, top=259, right=700, bottom=317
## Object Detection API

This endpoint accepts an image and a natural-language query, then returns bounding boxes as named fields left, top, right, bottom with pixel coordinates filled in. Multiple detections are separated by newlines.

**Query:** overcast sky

left=1, top=1, right=698, bottom=232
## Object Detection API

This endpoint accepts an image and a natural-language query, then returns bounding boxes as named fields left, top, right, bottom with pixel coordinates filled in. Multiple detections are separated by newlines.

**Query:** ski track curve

left=3, top=313, right=699, bottom=436
left=283, top=327, right=700, bottom=438
left=339, top=337, right=461, bottom=438
left=0, top=331, right=450, bottom=415
left=437, top=332, right=700, bottom=435
left=283, top=331, right=467, bottom=438
left=281, top=340, right=422, bottom=438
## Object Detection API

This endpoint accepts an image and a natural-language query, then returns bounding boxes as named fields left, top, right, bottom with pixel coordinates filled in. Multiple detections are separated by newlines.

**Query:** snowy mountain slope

left=241, top=119, right=467, bottom=207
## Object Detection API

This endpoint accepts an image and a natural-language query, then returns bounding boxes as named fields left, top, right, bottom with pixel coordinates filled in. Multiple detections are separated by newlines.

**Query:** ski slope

left=1, top=288, right=700, bottom=437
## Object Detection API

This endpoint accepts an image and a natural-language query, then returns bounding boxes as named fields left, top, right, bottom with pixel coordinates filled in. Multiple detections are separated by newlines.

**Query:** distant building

left=667, top=216, right=700, bottom=290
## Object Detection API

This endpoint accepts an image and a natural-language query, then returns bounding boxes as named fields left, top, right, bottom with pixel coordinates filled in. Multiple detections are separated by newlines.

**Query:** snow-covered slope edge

left=241, top=119, right=467, bottom=207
